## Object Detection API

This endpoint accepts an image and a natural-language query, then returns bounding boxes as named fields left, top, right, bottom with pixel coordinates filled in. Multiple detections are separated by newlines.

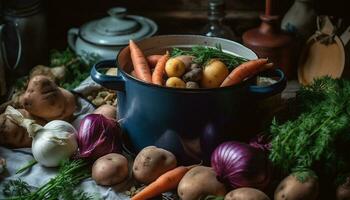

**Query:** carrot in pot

left=220, top=58, right=273, bottom=87
left=131, top=165, right=196, bottom=200
left=129, top=40, right=152, bottom=83
left=152, top=52, right=170, bottom=86
left=147, top=55, right=163, bottom=68
left=130, top=70, right=137, bottom=78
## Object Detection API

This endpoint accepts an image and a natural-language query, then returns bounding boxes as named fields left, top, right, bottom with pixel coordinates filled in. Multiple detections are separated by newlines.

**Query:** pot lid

left=79, top=7, right=157, bottom=46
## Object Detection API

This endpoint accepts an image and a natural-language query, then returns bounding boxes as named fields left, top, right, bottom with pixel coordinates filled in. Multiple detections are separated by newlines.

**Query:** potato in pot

left=132, top=146, right=177, bottom=184
left=201, top=59, right=229, bottom=88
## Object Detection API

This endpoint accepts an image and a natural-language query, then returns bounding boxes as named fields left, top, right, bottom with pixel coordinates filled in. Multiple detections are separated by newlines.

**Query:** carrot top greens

left=269, top=77, right=350, bottom=184
left=170, top=45, right=248, bottom=70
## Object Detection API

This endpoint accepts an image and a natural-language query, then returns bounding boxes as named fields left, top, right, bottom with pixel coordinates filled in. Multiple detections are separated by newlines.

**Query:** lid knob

left=96, top=7, right=140, bottom=36
left=108, top=7, right=127, bottom=19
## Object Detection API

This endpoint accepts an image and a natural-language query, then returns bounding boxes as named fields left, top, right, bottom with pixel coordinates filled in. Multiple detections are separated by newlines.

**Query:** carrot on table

left=131, top=165, right=196, bottom=200
left=152, top=52, right=170, bottom=86
left=220, top=58, right=273, bottom=87
left=147, top=55, right=163, bottom=68
left=129, top=40, right=152, bottom=83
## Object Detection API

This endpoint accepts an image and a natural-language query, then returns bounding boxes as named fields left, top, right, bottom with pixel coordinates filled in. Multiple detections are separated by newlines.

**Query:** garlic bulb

left=5, top=106, right=78, bottom=167
left=32, top=120, right=78, bottom=167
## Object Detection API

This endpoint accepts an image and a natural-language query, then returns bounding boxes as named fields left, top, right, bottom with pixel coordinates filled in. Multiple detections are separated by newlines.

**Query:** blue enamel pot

left=91, top=35, right=286, bottom=164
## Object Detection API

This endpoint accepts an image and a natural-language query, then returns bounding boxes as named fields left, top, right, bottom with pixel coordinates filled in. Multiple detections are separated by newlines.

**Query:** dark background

left=0, top=0, right=348, bottom=50
left=44, top=0, right=346, bottom=50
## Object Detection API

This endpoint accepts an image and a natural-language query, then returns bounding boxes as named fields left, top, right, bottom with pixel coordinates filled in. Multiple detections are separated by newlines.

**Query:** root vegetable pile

left=127, top=41, right=274, bottom=89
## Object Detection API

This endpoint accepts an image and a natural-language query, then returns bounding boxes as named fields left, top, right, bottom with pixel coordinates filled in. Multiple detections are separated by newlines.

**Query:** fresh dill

left=170, top=45, right=248, bottom=70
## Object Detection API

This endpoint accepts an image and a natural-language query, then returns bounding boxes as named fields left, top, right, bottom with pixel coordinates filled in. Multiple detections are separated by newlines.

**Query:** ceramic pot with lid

left=67, top=7, right=157, bottom=61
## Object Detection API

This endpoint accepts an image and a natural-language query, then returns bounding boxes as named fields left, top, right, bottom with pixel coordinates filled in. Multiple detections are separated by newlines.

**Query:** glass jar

left=200, top=0, right=237, bottom=40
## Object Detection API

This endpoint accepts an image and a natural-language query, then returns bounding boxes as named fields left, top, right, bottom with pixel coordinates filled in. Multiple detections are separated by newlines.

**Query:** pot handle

left=67, top=28, right=79, bottom=52
left=248, top=68, right=287, bottom=97
left=90, top=59, right=125, bottom=91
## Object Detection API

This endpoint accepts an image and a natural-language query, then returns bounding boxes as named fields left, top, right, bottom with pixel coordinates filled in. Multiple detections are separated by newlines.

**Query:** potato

left=133, top=146, right=177, bottom=184
left=274, top=173, right=319, bottom=200
left=182, top=68, right=203, bottom=82
left=190, top=63, right=200, bottom=70
left=165, top=57, right=186, bottom=77
left=177, top=166, right=226, bottom=200
left=225, top=187, right=270, bottom=200
left=93, top=104, right=117, bottom=119
left=106, top=68, right=118, bottom=76
left=22, top=75, right=76, bottom=121
left=92, top=153, right=129, bottom=186
left=0, top=113, right=32, bottom=148
left=186, top=81, right=199, bottom=89
left=166, top=77, right=186, bottom=88
left=336, top=178, right=350, bottom=200
left=30, top=65, right=66, bottom=82
left=201, top=59, right=229, bottom=88
left=176, top=55, right=194, bottom=71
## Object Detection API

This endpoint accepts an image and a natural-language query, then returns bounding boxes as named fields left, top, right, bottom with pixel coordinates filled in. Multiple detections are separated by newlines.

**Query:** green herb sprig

left=170, top=45, right=248, bottom=70
left=269, top=77, right=350, bottom=182
left=2, top=159, right=95, bottom=200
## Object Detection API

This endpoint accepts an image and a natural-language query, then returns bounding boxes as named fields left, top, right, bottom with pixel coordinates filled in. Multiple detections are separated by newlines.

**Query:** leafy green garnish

left=170, top=45, right=248, bottom=70
left=269, top=77, right=350, bottom=182
left=11, top=48, right=100, bottom=93
left=203, top=195, right=225, bottom=200
left=3, top=179, right=31, bottom=197
left=49, top=49, right=100, bottom=90
left=292, top=169, right=318, bottom=183
left=16, top=159, right=37, bottom=174
left=3, top=159, right=96, bottom=200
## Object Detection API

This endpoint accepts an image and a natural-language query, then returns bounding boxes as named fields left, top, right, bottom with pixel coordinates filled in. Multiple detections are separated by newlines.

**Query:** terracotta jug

left=242, top=0, right=295, bottom=79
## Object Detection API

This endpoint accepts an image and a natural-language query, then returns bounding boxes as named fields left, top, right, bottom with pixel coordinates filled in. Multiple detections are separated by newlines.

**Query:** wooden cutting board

left=298, top=16, right=350, bottom=85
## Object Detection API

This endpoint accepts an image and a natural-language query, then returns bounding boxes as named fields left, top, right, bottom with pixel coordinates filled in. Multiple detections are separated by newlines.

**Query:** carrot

left=220, top=58, right=273, bottom=87
left=147, top=55, right=163, bottom=68
left=152, top=52, right=170, bottom=85
left=131, top=165, right=196, bottom=200
left=130, top=70, right=137, bottom=78
left=129, top=40, right=152, bottom=83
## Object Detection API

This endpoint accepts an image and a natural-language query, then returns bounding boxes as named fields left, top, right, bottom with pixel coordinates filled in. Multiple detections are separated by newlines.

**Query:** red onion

left=211, top=141, right=271, bottom=190
left=77, top=114, right=121, bottom=160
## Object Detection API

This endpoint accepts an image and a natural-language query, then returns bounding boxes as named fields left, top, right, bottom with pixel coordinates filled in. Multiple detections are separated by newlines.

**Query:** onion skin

left=77, top=114, right=121, bottom=160
left=211, top=141, right=271, bottom=190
